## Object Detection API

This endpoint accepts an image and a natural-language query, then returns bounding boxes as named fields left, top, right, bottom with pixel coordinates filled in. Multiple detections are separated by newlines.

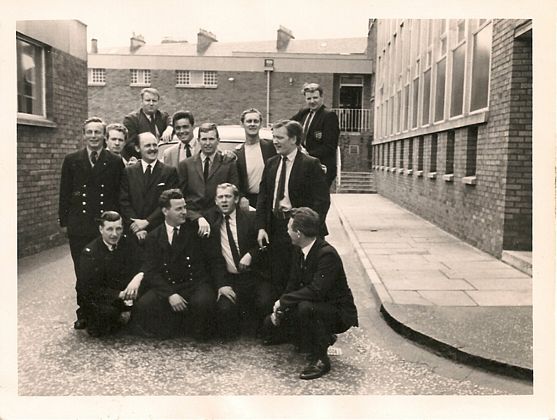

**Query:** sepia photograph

left=3, top=0, right=555, bottom=418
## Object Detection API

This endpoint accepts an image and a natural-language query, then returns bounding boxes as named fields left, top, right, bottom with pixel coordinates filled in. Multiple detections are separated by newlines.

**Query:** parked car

left=157, top=125, right=273, bottom=160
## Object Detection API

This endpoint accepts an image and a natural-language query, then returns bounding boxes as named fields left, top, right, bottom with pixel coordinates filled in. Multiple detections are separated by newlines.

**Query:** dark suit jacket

left=122, top=108, right=171, bottom=159
left=77, top=234, right=143, bottom=305
left=141, top=221, right=225, bottom=299
left=59, top=148, right=124, bottom=238
left=291, top=105, right=340, bottom=179
left=119, top=160, right=179, bottom=230
left=205, top=207, right=269, bottom=288
left=281, top=238, right=358, bottom=331
left=234, top=138, right=277, bottom=197
left=177, top=151, right=240, bottom=221
left=255, top=150, right=330, bottom=234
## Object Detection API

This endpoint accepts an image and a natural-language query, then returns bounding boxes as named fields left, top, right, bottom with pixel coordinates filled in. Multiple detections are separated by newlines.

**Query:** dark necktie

left=302, top=111, right=314, bottom=145
left=274, top=156, right=288, bottom=211
left=148, top=115, right=156, bottom=136
left=171, top=226, right=179, bottom=246
left=225, top=215, right=241, bottom=269
left=203, top=157, right=210, bottom=181
left=91, top=150, right=98, bottom=166
left=144, top=164, right=152, bottom=186
left=185, top=143, right=192, bottom=158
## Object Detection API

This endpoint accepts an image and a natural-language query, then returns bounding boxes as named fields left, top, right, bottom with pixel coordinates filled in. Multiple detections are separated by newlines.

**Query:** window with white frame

left=450, top=19, right=467, bottom=117
left=17, top=35, right=45, bottom=117
left=434, top=19, right=448, bottom=122
left=204, top=71, right=218, bottom=86
left=176, top=70, right=190, bottom=86
left=88, top=68, right=106, bottom=85
left=470, top=20, right=492, bottom=112
left=130, top=69, right=151, bottom=86
left=175, top=70, right=218, bottom=87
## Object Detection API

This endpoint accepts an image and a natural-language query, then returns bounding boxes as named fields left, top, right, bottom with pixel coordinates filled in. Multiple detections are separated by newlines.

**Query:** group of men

left=58, top=83, right=357, bottom=380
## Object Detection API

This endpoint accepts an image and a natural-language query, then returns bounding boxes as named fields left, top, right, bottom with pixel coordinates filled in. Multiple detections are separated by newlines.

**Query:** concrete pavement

left=332, top=194, right=533, bottom=379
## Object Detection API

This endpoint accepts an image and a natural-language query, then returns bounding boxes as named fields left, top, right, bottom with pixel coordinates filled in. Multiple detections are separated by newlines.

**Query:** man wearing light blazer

left=120, top=132, right=180, bottom=242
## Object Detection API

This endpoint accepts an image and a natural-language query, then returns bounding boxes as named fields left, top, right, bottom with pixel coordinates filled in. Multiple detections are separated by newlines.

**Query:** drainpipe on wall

left=266, top=70, right=271, bottom=127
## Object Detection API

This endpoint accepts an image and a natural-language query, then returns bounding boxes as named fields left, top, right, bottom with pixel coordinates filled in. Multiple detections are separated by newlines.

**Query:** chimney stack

left=130, top=32, right=145, bottom=53
left=90, top=38, right=98, bottom=54
left=276, top=25, right=294, bottom=51
left=197, top=29, right=217, bottom=54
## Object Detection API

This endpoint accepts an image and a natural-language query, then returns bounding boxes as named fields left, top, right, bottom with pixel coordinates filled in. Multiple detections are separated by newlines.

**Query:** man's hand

left=217, top=286, right=237, bottom=303
left=257, top=229, right=269, bottom=248
left=135, top=230, right=147, bottom=241
left=131, top=219, right=149, bottom=233
left=300, top=145, right=309, bottom=155
left=320, top=164, right=327, bottom=174
left=127, top=156, right=138, bottom=166
left=238, top=253, right=252, bottom=271
left=272, top=299, right=281, bottom=313
left=168, top=293, right=188, bottom=312
left=197, top=217, right=211, bottom=237
left=161, top=126, right=174, bottom=142
left=221, top=150, right=238, bottom=163
left=238, top=197, right=250, bottom=212
left=123, top=272, right=144, bottom=300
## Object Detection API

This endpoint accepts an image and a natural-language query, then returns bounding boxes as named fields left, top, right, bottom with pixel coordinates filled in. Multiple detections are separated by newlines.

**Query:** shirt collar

left=223, top=209, right=237, bottom=221
left=86, top=146, right=102, bottom=157
left=301, top=238, right=317, bottom=259
left=165, top=221, right=180, bottom=235
left=102, top=239, right=117, bottom=251
left=141, top=159, right=157, bottom=171
left=201, top=151, right=217, bottom=162
left=284, top=147, right=298, bottom=162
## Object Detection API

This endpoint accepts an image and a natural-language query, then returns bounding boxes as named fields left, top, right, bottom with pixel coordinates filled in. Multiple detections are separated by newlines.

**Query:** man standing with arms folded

left=120, top=132, right=179, bottom=242
left=122, top=87, right=174, bottom=160
left=59, top=117, right=124, bottom=330
left=205, top=183, right=274, bottom=340
left=235, top=108, right=276, bottom=209
left=131, top=189, right=225, bottom=339
left=162, top=110, right=200, bottom=168
left=256, top=120, right=330, bottom=298
left=291, top=83, right=340, bottom=187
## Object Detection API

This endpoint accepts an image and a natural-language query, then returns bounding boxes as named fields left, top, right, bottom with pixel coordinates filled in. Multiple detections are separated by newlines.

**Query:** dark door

left=339, top=86, right=363, bottom=131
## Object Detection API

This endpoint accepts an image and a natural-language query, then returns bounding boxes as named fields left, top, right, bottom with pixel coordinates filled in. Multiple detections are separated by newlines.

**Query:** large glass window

left=422, top=69, right=431, bottom=125
left=17, top=36, right=45, bottom=116
left=412, top=78, right=419, bottom=128
left=450, top=43, right=466, bottom=117
left=130, top=69, right=151, bottom=86
left=434, top=58, right=446, bottom=122
left=471, top=23, right=492, bottom=111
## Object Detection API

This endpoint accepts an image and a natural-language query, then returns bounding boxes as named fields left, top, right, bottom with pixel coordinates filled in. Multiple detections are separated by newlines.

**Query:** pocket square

left=157, top=182, right=166, bottom=187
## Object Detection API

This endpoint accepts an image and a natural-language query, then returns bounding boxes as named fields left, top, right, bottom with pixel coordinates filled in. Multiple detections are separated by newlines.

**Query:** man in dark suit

left=162, top=110, right=200, bottom=168
left=178, top=123, right=240, bottom=237
left=120, top=132, right=180, bottom=242
left=106, top=123, right=138, bottom=167
left=122, top=88, right=174, bottom=160
left=131, top=189, right=225, bottom=339
left=77, top=211, right=144, bottom=337
left=234, top=108, right=277, bottom=209
left=265, top=207, right=358, bottom=380
left=291, top=83, right=340, bottom=187
left=256, top=120, right=330, bottom=298
left=205, top=183, right=273, bottom=339
left=58, top=117, right=124, bottom=329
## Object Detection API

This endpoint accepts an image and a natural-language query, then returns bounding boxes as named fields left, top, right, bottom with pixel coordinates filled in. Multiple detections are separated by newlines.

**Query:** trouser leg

left=188, top=283, right=217, bottom=339
left=69, top=234, right=95, bottom=320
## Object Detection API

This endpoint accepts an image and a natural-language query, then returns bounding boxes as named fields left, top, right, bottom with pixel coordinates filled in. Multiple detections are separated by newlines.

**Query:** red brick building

left=371, top=19, right=532, bottom=258
left=87, top=25, right=376, bottom=175
left=17, top=20, right=88, bottom=257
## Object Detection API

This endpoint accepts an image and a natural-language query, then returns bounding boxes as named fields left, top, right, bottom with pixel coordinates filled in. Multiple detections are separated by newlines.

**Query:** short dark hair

left=172, top=110, right=195, bottom=127
left=272, top=119, right=303, bottom=145
left=240, top=108, right=263, bottom=123
left=216, top=183, right=240, bottom=198
left=301, top=82, right=323, bottom=96
left=106, top=123, right=128, bottom=140
left=290, top=207, right=320, bottom=238
left=140, top=87, right=160, bottom=100
left=96, top=210, right=122, bottom=227
left=82, top=117, right=106, bottom=135
left=198, top=122, right=220, bottom=140
left=159, top=189, right=184, bottom=209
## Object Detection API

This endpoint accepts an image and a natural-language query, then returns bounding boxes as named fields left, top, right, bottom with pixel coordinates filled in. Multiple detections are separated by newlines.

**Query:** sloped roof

left=96, top=37, right=368, bottom=56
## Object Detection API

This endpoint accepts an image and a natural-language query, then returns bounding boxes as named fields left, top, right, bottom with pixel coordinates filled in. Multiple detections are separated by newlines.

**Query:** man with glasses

left=291, top=83, right=340, bottom=187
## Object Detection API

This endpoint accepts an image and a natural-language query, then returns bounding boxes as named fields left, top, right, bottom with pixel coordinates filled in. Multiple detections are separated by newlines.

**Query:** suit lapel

left=79, top=149, right=93, bottom=178
left=145, top=161, right=162, bottom=191
left=309, top=106, right=325, bottom=132
left=207, top=152, right=222, bottom=180
left=288, top=151, right=303, bottom=194
left=194, top=154, right=204, bottom=180
left=91, top=149, right=109, bottom=176
left=237, top=147, right=248, bottom=184
left=236, top=210, right=249, bottom=256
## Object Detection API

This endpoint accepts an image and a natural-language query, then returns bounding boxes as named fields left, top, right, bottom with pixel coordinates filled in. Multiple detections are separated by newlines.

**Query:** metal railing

left=332, top=108, right=372, bottom=132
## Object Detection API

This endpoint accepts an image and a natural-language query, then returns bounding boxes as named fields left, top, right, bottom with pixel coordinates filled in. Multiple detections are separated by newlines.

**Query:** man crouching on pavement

left=263, top=207, right=358, bottom=380
left=76, top=211, right=144, bottom=337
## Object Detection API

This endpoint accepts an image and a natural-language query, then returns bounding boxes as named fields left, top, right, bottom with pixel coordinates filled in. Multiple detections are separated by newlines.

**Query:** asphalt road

left=17, top=206, right=532, bottom=396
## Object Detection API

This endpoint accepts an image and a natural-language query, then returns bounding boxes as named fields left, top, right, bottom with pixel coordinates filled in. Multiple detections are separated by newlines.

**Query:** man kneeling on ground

left=76, top=211, right=144, bottom=337
left=263, top=207, right=358, bottom=380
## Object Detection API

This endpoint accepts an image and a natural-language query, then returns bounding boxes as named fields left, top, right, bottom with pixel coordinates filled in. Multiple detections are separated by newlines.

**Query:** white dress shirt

left=141, top=159, right=157, bottom=173
left=165, top=221, right=180, bottom=245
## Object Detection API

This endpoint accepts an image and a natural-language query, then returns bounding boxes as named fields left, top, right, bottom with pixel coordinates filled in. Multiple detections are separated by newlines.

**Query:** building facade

left=371, top=19, right=532, bottom=257
left=17, top=20, right=88, bottom=257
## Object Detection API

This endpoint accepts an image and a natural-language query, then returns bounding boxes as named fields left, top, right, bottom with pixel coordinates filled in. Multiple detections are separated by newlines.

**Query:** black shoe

left=299, top=356, right=331, bottom=380
left=73, top=319, right=87, bottom=330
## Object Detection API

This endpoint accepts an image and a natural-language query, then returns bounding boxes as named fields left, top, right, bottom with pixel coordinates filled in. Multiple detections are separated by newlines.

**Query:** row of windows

left=375, top=19, right=492, bottom=140
left=88, top=69, right=219, bottom=88
left=372, top=127, right=478, bottom=182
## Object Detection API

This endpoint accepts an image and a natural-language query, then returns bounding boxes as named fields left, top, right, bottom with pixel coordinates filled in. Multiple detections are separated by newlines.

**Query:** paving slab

left=417, top=291, right=478, bottom=306
left=467, top=290, right=532, bottom=306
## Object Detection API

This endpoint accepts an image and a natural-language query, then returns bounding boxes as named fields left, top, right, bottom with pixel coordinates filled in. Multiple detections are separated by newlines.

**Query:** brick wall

left=372, top=20, right=532, bottom=257
left=89, top=70, right=335, bottom=126
left=17, top=48, right=88, bottom=257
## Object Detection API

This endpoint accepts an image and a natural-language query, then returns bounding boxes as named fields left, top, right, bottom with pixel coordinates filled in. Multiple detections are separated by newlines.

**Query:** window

left=465, top=126, right=478, bottom=176
left=130, top=69, right=151, bottom=86
left=204, top=71, right=218, bottom=86
left=176, top=70, right=218, bottom=87
left=412, top=77, right=419, bottom=128
left=434, top=58, right=446, bottom=122
left=408, top=138, right=414, bottom=170
left=430, top=133, right=438, bottom=172
left=176, top=70, right=190, bottom=86
left=387, top=142, right=391, bottom=167
left=399, top=139, right=405, bottom=168
left=88, top=68, right=106, bottom=85
left=422, top=69, right=431, bottom=125
left=450, top=19, right=467, bottom=117
left=17, top=35, right=45, bottom=117
left=418, top=136, right=424, bottom=171
left=392, top=141, right=397, bottom=167
left=470, top=22, right=492, bottom=111
left=446, top=130, right=455, bottom=174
